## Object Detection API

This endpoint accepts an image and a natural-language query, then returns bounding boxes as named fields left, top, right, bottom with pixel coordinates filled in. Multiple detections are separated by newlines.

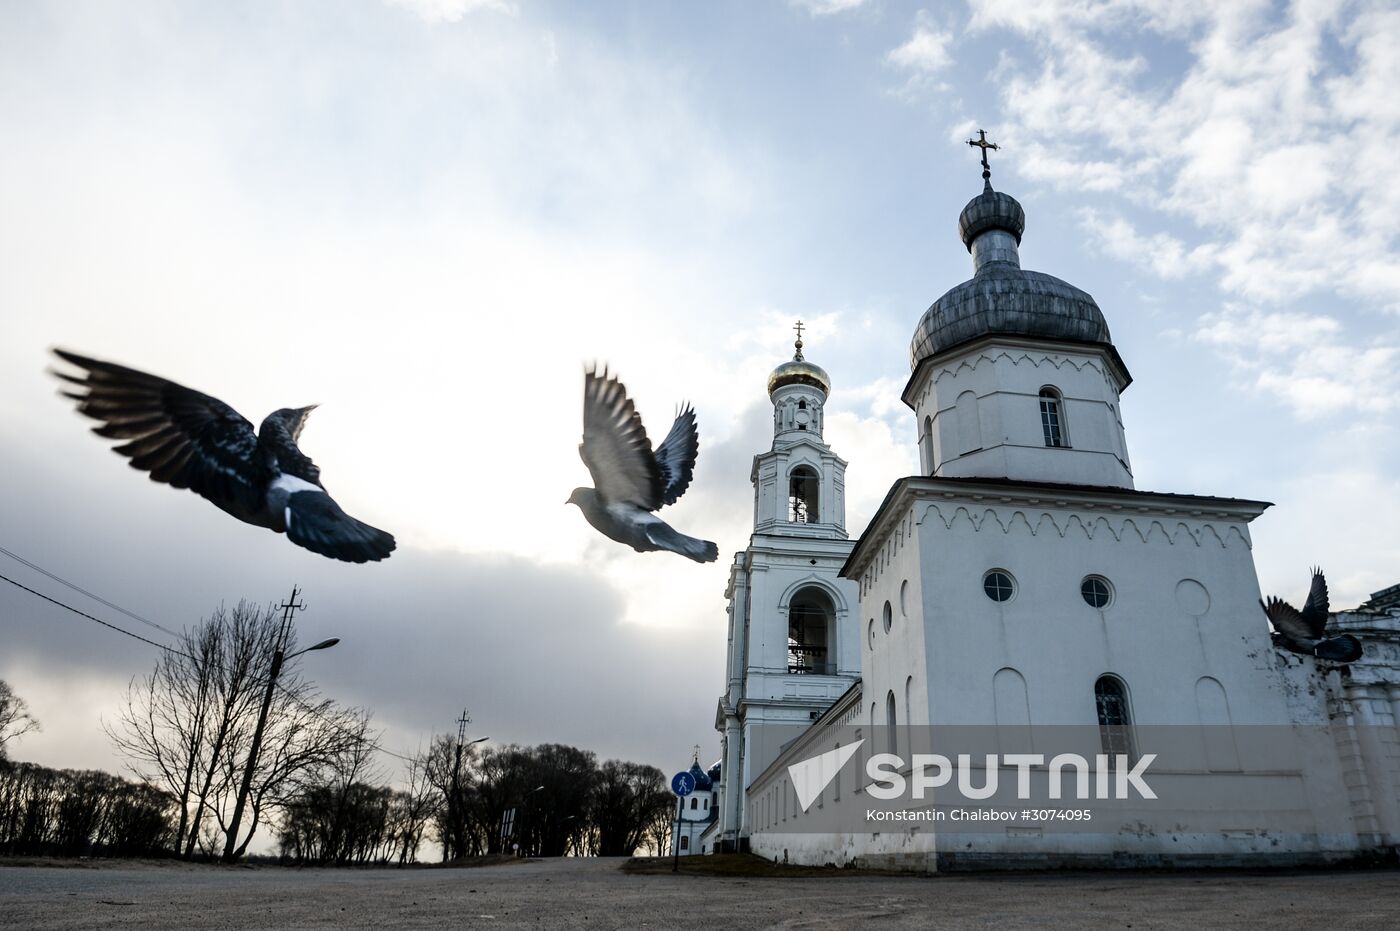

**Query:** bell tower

left=712, top=326, right=860, bottom=852
left=752, top=322, right=849, bottom=536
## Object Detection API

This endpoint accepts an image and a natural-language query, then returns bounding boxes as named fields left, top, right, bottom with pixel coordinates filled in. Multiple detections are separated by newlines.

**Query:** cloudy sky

left=3, top=0, right=1398, bottom=796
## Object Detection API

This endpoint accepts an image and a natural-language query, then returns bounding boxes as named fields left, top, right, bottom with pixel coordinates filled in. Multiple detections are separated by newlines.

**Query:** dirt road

left=2, top=856, right=1397, bottom=929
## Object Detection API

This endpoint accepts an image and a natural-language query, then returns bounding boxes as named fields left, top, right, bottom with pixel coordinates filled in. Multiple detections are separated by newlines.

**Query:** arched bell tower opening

left=788, top=467, right=819, bottom=524
left=787, top=587, right=836, bottom=675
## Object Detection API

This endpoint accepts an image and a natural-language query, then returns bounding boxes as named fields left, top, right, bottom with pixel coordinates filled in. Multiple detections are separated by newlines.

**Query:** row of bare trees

left=419, top=740, right=676, bottom=861
left=6, top=601, right=679, bottom=865
left=0, top=762, right=172, bottom=857
left=108, top=600, right=370, bottom=861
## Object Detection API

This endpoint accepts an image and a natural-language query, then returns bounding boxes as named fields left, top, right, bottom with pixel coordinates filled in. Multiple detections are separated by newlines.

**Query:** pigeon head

left=566, top=487, right=597, bottom=509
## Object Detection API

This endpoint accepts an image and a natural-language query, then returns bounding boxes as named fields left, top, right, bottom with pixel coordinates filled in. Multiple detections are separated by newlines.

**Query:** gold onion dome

left=768, top=332, right=830, bottom=397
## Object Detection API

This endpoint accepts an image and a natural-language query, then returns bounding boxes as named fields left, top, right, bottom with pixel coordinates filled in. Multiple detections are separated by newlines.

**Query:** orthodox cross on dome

left=967, top=128, right=999, bottom=188
left=692, top=744, right=701, bottom=765
left=793, top=319, right=806, bottom=361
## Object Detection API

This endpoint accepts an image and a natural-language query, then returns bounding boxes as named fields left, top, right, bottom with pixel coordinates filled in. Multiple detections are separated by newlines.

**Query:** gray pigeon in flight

left=52, top=349, right=395, bottom=564
left=1261, top=567, right=1362, bottom=663
left=567, top=366, right=718, bottom=563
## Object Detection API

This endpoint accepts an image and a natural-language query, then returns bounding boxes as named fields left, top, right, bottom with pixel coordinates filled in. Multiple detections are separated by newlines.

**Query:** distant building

left=671, top=759, right=719, bottom=856
left=706, top=172, right=1400, bottom=870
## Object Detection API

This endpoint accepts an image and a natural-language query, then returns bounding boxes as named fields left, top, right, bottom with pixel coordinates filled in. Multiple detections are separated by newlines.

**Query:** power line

left=0, top=544, right=183, bottom=639
left=0, top=569, right=188, bottom=656
left=0, top=565, right=423, bottom=766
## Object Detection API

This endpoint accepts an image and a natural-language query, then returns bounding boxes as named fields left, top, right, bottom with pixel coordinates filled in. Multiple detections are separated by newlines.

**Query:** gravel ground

left=2, top=856, right=1397, bottom=930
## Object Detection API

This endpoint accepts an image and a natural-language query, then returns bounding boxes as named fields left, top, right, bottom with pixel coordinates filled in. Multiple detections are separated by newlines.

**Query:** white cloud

left=789, top=0, right=869, bottom=16
left=1078, top=208, right=1212, bottom=279
left=385, top=0, right=513, bottom=22
left=1195, top=305, right=1399, bottom=420
left=886, top=18, right=954, bottom=74
left=966, top=0, right=1400, bottom=310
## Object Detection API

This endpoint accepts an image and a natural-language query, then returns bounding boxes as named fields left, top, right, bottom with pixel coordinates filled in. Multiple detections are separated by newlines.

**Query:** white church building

left=702, top=170, right=1400, bottom=870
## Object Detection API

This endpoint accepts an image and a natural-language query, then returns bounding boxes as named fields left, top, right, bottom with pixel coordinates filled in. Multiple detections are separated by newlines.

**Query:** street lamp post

left=448, top=734, right=489, bottom=859
left=221, top=588, right=337, bottom=863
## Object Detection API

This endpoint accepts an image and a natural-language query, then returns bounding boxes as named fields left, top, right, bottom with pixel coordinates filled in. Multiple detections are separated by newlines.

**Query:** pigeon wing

left=653, top=404, right=699, bottom=507
left=579, top=368, right=663, bottom=511
left=1262, top=597, right=1314, bottom=642
left=53, top=349, right=267, bottom=517
left=1300, top=567, right=1330, bottom=637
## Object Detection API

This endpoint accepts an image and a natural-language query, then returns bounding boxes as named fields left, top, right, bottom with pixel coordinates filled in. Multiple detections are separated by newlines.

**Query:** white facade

left=711, top=341, right=861, bottom=853
left=728, top=180, right=1400, bottom=870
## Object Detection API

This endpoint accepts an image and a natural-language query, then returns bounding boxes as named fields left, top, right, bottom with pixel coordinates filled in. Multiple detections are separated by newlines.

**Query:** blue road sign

left=671, top=771, right=695, bottom=797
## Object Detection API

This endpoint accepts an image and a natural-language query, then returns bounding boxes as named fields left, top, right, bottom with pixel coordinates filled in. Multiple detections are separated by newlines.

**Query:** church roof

left=909, top=184, right=1121, bottom=376
left=688, top=761, right=713, bottom=791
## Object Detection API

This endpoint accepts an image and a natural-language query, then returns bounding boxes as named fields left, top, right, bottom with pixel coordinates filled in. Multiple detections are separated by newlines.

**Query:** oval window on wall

left=983, top=569, right=1015, bottom=603
left=899, top=580, right=909, bottom=617
left=867, top=619, right=876, bottom=650
left=882, top=600, right=893, bottom=633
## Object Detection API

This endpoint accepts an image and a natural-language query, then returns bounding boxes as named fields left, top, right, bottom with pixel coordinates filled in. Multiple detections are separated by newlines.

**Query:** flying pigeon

left=567, top=367, right=718, bottom=563
left=51, top=349, right=395, bottom=564
left=1261, top=567, right=1362, bottom=663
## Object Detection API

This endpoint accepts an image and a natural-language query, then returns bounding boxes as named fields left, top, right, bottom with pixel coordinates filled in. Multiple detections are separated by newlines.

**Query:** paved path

left=2, top=856, right=1397, bottom=929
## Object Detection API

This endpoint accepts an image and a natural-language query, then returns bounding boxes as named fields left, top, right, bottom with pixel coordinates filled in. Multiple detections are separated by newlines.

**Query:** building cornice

left=841, top=475, right=1273, bottom=580
left=901, top=333, right=1133, bottom=408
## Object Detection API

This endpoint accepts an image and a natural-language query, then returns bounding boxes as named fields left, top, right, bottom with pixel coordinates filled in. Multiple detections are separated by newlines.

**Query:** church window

left=983, top=569, right=1015, bottom=602
left=798, top=399, right=806, bottom=410
left=680, top=835, right=689, bottom=850
left=886, top=691, right=898, bottom=756
left=690, top=797, right=698, bottom=810
left=788, top=588, right=835, bottom=674
left=788, top=467, right=819, bottom=523
left=1081, top=576, right=1113, bottom=609
left=882, top=600, right=893, bottom=633
left=1039, top=388, right=1066, bottom=447
left=1094, top=675, right=1136, bottom=767
left=920, top=415, right=934, bottom=473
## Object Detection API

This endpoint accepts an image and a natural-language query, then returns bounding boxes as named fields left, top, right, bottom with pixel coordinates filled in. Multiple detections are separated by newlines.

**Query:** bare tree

left=591, top=760, right=672, bottom=856
left=108, top=599, right=357, bottom=859
left=0, top=680, right=40, bottom=761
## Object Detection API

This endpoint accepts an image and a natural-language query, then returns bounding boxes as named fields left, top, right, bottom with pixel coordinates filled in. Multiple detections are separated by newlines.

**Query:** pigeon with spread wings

left=52, top=349, right=395, bottom=564
left=1261, top=567, right=1362, bottom=663
left=568, top=366, right=718, bottom=563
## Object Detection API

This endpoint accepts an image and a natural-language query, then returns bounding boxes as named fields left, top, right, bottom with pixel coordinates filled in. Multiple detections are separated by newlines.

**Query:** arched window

left=886, top=690, right=898, bottom=756
left=1039, top=388, right=1066, bottom=448
left=788, top=467, right=819, bottom=523
left=788, top=588, right=835, bottom=674
left=690, top=797, right=698, bottom=810
left=680, top=835, right=689, bottom=850
left=1094, top=675, right=1135, bottom=766
left=920, top=415, right=934, bottom=473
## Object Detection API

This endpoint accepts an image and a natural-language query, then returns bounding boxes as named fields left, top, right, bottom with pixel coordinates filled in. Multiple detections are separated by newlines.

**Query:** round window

left=867, top=619, right=876, bottom=649
left=899, top=580, right=908, bottom=617
left=983, top=570, right=1015, bottom=603
left=1081, top=576, right=1113, bottom=609
left=882, top=600, right=893, bottom=633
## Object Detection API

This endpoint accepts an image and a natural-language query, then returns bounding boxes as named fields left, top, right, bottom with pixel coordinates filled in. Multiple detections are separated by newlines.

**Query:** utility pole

left=222, top=587, right=304, bottom=863
left=449, top=709, right=469, bottom=860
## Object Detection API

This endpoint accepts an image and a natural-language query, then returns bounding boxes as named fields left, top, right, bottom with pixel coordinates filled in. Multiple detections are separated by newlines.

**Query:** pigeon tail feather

left=284, top=490, right=396, bottom=564
left=1314, top=635, right=1363, bottom=664
left=644, top=520, right=718, bottom=563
